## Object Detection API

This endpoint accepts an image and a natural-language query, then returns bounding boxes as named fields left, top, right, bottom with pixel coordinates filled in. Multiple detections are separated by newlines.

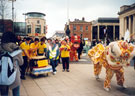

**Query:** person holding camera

left=60, top=40, right=70, bottom=72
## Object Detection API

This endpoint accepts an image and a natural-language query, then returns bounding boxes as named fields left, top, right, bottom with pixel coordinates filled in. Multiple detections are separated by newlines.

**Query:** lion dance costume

left=69, top=35, right=80, bottom=61
left=88, top=41, right=135, bottom=91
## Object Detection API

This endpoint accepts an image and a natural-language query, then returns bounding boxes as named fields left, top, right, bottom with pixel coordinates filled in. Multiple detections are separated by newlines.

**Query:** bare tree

left=0, top=0, right=11, bottom=19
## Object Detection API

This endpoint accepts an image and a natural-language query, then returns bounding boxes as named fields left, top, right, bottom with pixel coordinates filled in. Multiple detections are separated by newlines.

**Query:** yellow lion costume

left=88, top=41, right=135, bottom=91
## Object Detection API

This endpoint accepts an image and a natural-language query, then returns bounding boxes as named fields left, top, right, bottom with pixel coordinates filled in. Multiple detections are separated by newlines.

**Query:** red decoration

left=35, top=33, right=38, bottom=36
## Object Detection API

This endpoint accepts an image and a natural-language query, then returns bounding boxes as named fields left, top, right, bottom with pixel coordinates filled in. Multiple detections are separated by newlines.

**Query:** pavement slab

left=8, top=55, right=135, bottom=96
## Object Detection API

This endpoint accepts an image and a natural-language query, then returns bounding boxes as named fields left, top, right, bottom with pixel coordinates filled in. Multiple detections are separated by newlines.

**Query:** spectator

left=0, top=31, right=23, bottom=96
left=46, top=38, right=52, bottom=50
left=77, top=39, right=85, bottom=59
left=30, top=36, right=34, bottom=44
left=55, top=39, right=61, bottom=63
left=60, top=40, right=70, bottom=72
left=85, top=40, right=90, bottom=54
left=55, top=39, right=61, bottom=47
left=91, top=39, right=96, bottom=48
left=20, top=37, right=31, bottom=80
left=106, top=38, right=110, bottom=45
left=47, top=41, right=59, bottom=75
left=16, top=35, right=22, bottom=46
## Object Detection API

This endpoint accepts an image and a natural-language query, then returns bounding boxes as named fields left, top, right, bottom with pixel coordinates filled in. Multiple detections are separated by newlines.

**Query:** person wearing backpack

left=0, top=31, right=23, bottom=96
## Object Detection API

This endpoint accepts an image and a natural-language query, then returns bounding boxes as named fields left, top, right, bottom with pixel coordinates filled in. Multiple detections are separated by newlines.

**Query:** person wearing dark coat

left=77, top=40, right=85, bottom=59
left=0, top=31, right=23, bottom=96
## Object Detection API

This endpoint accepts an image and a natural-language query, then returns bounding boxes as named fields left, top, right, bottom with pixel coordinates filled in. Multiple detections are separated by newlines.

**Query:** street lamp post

left=9, top=0, right=16, bottom=33
left=23, top=13, right=27, bottom=35
left=12, top=0, right=14, bottom=33
left=65, top=0, right=70, bottom=38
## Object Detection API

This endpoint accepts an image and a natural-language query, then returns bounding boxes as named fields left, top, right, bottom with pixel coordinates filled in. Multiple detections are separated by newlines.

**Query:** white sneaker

left=53, top=71, right=57, bottom=75
left=104, top=87, right=110, bottom=92
left=95, top=75, right=100, bottom=80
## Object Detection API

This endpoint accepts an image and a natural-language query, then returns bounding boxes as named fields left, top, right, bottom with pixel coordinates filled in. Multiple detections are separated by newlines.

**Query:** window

left=35, top=25, right=41, bottom=33
left=73, top=25, right=76, bottom=30
left=86, top=26, right=88, bottom=31
left=44, top=26, right=46, bottom=34
left=27, top=25, right=31, bottom=33
left=80, top=26, right=83, bottom=31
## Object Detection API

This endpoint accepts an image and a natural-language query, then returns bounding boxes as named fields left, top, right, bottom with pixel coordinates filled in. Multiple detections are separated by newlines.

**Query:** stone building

left=52, top=30, right=65, bottom=39
left=92, top=18, right=119, bottom=41
left=118, top=3, right=135, bottom=39
left=14, top=22, right=26, bottom=36
left=65, top=17, right=92, bottom=41
left=25, top=12, right=47, bottom=37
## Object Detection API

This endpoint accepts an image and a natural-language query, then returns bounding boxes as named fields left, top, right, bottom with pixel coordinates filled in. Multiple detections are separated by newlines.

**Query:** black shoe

left=21, top=76, right=26, bottom=80
left=66, top=69, right=70, bottom=72
left=62, top=69, right=65, bottom=72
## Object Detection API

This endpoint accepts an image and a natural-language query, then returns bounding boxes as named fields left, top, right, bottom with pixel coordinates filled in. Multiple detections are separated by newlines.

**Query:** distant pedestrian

left=104, top=27, right=108, bottom=39
left=85, top=40, right=90, bottom=54
left=60, top=40, right=70, bottom=72
left=91, top=39, right=96, bottom=48
left=106, top=38, right=110, bottom=45
left=77, top=39, right=85, bottom=59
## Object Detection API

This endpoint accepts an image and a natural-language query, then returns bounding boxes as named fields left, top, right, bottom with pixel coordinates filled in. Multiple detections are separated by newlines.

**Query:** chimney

left=82, top=17, right=85, bottom=21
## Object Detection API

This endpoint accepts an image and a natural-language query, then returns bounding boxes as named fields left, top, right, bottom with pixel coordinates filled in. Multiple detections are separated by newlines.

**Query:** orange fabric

left=70, top=50, right=78, bottom=61
left=88, top=41, right=134, bottom=89
left=93, top=51, right=124, bottom=88
left=94, top=63, right=102, bottom=76
left=104, top=67, right=124, bottom=88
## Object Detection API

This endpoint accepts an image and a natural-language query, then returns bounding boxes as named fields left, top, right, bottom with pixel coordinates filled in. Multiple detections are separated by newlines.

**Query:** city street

left=0, top=0, right=135, bottom=96
left=15, top=54, right=135, bottom=96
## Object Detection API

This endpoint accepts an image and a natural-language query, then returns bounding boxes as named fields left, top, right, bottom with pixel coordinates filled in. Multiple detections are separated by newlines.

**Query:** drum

left=31, top=65, right=53, bottom=75
left=30, top=56, right=48, bottom=68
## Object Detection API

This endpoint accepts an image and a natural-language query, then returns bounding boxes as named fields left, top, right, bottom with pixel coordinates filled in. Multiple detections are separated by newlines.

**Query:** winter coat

left=0, top=43, right=23, bottom=89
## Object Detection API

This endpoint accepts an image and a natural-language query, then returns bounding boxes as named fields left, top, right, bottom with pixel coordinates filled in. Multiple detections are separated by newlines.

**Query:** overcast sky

left=14, top=0, right=135, bottom=37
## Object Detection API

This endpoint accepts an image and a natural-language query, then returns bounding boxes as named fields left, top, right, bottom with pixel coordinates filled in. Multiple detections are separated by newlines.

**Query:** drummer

left=20, top=37, right=31, bottom=80
left=30, top=38, right=39, bottom=57
left=37, top=37, right=47, bottom=56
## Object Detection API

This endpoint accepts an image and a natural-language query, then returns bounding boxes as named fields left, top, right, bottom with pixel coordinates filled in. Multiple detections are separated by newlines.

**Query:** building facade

left=25, top=12, right=47, bottom=37
left=14, top=22, right=27, bottom=36
left=118, top=3, right=135, bottom=39
left=92, top=18, right=119, bottom=41
left=0, top=19, right=13, bottom=37
left=52, top=30, right=65, bottom=39
left=65, top=18, right=92, bottom=41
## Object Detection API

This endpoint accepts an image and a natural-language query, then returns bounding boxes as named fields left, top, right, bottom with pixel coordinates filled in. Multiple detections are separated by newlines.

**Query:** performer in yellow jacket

left=37, top=38, right=47, bottom=56
left=29, top=38, right=39, bottom=57
left=88, top=41, right=135, bottom=91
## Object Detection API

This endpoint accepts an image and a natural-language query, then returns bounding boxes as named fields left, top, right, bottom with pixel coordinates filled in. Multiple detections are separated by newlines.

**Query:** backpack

left=0, top=50, right=22, bottom=85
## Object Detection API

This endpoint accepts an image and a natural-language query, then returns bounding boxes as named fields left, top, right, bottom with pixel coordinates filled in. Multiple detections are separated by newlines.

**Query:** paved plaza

left=9, top=55, right=135, bottom=96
